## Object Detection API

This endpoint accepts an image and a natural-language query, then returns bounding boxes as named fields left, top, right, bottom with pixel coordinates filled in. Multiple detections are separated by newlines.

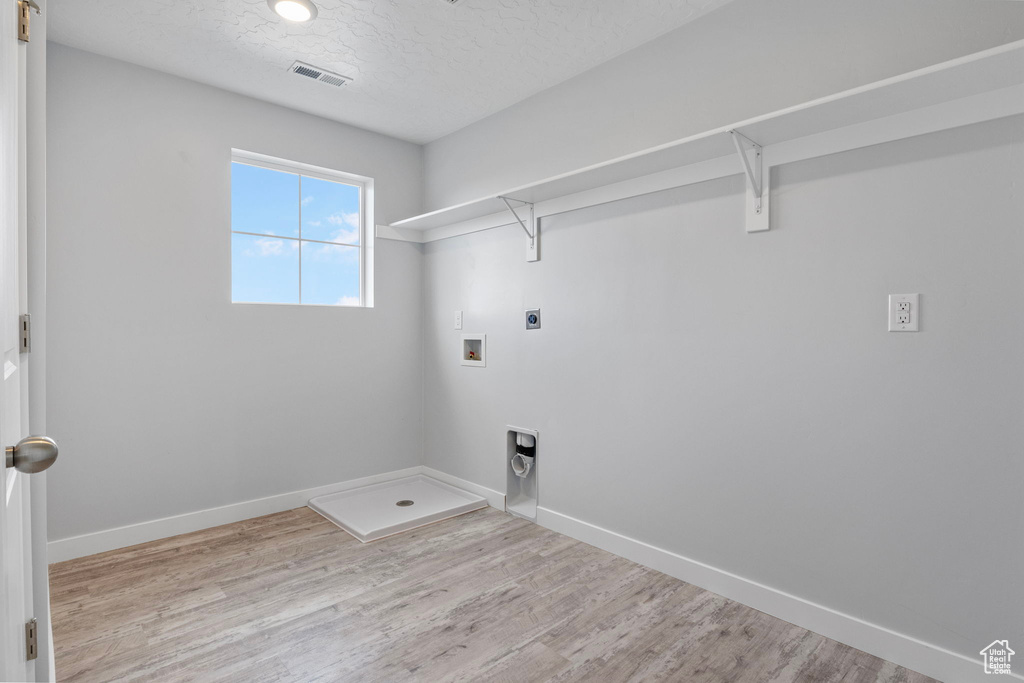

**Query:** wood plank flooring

left=49, top=507, right=939, bottom=683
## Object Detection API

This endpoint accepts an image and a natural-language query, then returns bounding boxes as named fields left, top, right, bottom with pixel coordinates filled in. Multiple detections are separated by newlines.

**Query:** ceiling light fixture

left=268, top=0, right=318, bottom=22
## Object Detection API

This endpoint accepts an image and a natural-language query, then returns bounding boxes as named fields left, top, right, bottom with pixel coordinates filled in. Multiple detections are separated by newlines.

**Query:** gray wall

left=419, top=3, right=1024, bottom=662
left=421, top=115, right=1024, bottom=660
left=45, top=1, right=1024, bottom=669
left=46, top=45, right=425, bottom=540
left=424, top=0, right=1024, bottom=209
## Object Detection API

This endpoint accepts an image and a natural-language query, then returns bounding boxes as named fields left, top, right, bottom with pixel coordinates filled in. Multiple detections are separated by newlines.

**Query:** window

left=230, top=150, right=373, bottom=306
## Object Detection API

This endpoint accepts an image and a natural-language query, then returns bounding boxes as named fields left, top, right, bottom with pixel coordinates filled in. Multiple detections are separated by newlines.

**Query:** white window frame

left=230, top=148, right=375, bottom=307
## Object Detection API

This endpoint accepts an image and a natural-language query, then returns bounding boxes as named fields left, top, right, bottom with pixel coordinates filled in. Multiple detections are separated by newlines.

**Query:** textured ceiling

left=48, top=0, right=735, bottom=143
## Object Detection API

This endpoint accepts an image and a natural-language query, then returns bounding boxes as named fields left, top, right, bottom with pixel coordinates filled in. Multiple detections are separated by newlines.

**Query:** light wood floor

left=50, top=507, right=938, bottom=683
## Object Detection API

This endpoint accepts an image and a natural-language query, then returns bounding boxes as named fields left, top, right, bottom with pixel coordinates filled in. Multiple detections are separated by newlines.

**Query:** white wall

left=419, top=6, right=1024, bottom=668
left=44, top=3, right=1024, bottom=676
left=45, top=44, right=424, bottom=541
left=424, top=0, right=1024, bottom=209
left=421, top=115, right=1024, bottom=663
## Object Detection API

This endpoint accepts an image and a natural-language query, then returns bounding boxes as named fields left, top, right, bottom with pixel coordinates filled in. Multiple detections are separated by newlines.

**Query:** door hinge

left=25, top=618, right=37, bottom=661
left=17, top=0, right=40, bottom=43
left=19, top=314, right=30, bottom=353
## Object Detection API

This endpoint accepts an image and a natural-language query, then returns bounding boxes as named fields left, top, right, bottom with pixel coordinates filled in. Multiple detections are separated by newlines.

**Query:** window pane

left=232, top=233, right=299, bottom=304
left=231, top=162, right=299, bottom=237
left=301, top=241, right=359, bottom=306
left=300, top=176, right=360, bottom=245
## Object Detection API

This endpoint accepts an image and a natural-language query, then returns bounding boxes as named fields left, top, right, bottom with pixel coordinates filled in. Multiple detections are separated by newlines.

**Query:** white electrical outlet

left=454, top=310, right=463, bottom=330
left=888, top=294, right=919, bottom=332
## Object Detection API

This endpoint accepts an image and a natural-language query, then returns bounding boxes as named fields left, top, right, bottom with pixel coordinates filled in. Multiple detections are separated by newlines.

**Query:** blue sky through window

left=301, top=176, right=360, bottom=245
left=231, top=233, right=300, bottom=304
left=231, top=161, right=362, bottom=305
left=302, top=242, right=359, bottom=305
left=231, top=163, right=299, bottom=237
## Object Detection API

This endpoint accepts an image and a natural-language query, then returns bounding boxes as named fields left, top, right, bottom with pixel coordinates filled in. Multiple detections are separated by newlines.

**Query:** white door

left=2, top=2, right=53, bottom=680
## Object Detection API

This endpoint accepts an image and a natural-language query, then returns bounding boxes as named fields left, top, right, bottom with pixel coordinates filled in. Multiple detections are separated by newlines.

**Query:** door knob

left=5, top=436, right=58, bottom=474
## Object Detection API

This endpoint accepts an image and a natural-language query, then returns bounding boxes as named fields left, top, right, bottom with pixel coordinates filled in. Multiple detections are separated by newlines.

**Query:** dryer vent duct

left=288, top=61, right=351, bottom=88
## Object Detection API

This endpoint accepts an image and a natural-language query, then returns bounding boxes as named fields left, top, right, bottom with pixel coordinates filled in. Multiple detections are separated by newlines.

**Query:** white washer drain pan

left=308, top=475, right=487, bottom=543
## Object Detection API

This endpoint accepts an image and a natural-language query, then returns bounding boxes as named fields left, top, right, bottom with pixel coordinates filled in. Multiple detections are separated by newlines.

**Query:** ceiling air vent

left=288, top=61, right=351, bottom=88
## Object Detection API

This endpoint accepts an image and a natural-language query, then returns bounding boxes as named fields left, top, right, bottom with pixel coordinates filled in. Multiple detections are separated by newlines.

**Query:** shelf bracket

left=498, top=196, right=540, bottom=261
left=729, top=130, right=770, bottom=233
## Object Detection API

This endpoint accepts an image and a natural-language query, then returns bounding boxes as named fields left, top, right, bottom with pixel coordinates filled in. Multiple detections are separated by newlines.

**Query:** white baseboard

left=47, top=466, right=424, bottom=564
left=45, top=464, right=1009, bottom=683
left=536, top=506, right=1008, bottom=683
left=421, top=466, right=506, bottom=511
